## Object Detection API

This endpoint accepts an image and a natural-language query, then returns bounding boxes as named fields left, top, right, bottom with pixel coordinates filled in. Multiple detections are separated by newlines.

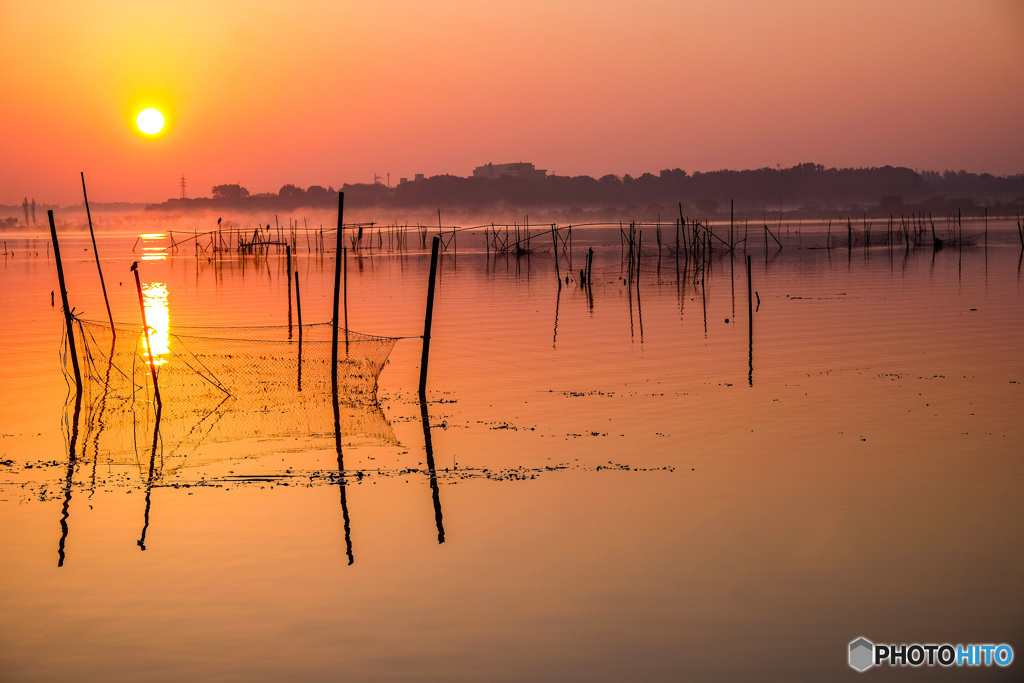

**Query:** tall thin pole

left=133, top=266, right=161, bottom=408
left=419, top=236, right=440, bottom=396
left=48, top=210, right=82, bottom=395
left=294, top=272, right=303, bottom=333
left=286, top=245, right=292, bottom=339
left=81, top=172, right=115, bottom=336
left=343, top=246, right=349, bottom=355
left=331, top=192, right=344, bottom=394
left=730, top=198, right=734, bottom=250
left=550, top=224, right=560, bottom=285
left=295, top=270, right=303, bottom=392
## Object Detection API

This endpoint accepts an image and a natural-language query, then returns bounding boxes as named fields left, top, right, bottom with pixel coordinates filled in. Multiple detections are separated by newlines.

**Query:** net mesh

left=66, top=318, right=399, bottom=476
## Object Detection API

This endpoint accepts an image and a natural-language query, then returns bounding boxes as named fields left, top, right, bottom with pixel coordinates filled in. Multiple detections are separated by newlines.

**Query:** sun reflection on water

left=142, top=282, right=170, bottom=365
left=140, top=232, right=168, bottom=261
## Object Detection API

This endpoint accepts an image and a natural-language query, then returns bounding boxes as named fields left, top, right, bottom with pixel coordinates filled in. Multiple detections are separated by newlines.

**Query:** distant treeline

left=146, top=163, right=1024, bottom=218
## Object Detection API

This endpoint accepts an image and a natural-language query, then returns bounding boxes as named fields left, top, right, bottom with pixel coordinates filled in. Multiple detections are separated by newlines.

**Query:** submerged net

left=64, top=318, right=400, bottom=477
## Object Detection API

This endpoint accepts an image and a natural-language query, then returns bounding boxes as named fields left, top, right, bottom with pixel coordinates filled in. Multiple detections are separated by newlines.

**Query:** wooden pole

left=550, top=224, right=560, bottom=285
left=132, top=266, right=161, bottom=408
left=48, top=211, right=83, bottom=395
left=343, top=246, right=349, bottom=354
left=678, top=202, right=688, bottom=254
left=294, top=271, right=303, bottom=336
left=286, top=245, right=293, bottom=339
left=331, top=192, right=344, bottom=394
left=419, top=236, right=440, bottom=396
left=80, top=172, right=114, bottom=336
left=730, top=199, right=734, bottom=250
left=636, top=230, right=642, bottom=285
left=295, top=270, right=303, bottom=392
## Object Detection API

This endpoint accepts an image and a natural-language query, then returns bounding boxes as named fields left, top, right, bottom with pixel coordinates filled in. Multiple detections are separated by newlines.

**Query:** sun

left=136, top=108, right=165, bottom=135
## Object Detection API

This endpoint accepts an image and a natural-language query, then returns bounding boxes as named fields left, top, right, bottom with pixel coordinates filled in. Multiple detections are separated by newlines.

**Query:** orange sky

left=2, top=0, right=1023, bottom=205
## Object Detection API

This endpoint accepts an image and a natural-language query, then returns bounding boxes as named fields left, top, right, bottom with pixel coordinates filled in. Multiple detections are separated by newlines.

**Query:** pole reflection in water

left=333, top=392, right=354, bottom=565
left=419, top=397, right=445, bottom=544
left=747, top=255, right=754, bottom=387
left=137, top=405, right=163, bottom=551
left=83, top=335, right=117, bottom=497
left=552, top=283, right=560, bottom=350
left=57, top=392, right=83, bottom=567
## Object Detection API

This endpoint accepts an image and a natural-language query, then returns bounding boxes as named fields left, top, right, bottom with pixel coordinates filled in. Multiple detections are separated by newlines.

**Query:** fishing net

left=64, top=318, right=400, bottom=478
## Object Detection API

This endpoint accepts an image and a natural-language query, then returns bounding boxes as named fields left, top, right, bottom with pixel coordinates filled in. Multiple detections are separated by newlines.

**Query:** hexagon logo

left=849, top=637, right=874, bottom=672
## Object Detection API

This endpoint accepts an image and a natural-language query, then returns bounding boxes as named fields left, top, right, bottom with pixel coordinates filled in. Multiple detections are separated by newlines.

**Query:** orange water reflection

left=3, top=227, right=1024, bottom=682
left=142, top=282, right=170, bottom=365
left=140, top=232, right=167, bottom=261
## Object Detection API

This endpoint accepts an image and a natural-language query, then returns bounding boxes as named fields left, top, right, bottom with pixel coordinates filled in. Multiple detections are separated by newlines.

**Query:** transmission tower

left=179, top=174, right=188, bottom=199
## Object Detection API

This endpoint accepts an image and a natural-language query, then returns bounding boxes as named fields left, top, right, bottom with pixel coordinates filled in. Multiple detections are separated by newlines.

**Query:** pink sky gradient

left=2, top=0, right=1022, bottom=205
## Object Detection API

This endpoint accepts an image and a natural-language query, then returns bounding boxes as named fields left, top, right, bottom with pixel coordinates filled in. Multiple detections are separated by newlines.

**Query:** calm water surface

left=1, top=218, right=1022, bottom=681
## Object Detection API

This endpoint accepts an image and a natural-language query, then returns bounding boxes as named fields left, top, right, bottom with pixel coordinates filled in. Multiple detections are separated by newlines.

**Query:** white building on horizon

left=472, top=162, right=546, bottom=180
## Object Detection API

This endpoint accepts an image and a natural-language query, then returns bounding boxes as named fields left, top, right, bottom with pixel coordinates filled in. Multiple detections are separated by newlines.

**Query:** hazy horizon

left=3, top=0, right=1023, bottom=205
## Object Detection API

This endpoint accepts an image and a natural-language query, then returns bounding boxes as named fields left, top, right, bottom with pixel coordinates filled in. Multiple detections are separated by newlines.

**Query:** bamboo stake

left=80, top=173, right=115, bottom=337
left=286, top=245, right=293, bottom=340
left=343, top=246, right=349, bottom=355
left=550, top=224, right=560, bottom=285
left=730, top=199, right=734, bottom=250
left=48, top=211, right=82, bottom=395
left=331, top=192, right=344, bottom=394
left=295, top=270, right=303, bottom=392
left=419, top=237, right=440, bottom=397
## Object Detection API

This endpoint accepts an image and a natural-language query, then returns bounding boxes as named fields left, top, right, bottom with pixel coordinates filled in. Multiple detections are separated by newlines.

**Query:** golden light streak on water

left=141, top=232, right=168, bottom=261
left=142, top=282, right=170, bottom=365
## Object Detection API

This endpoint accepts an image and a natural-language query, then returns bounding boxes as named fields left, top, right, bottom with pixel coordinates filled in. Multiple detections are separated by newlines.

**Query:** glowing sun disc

left=136, top=108, right=165, bottom=135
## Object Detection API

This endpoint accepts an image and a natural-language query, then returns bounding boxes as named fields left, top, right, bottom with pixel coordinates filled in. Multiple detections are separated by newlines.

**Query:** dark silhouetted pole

left=81, top=172, right=115, bottom=336
left=343, top=246, right=349, bottom=354
left=331, top=192, right=344, bottom=393
left=49, top=210, right=82, bottom=395
left=295, top=270, right=303, bottom=392
left=550, top=224, right=560, bottom=285
left=419, top=236, right=440, bottom=396
left=286, top=245, right=292, bottom=339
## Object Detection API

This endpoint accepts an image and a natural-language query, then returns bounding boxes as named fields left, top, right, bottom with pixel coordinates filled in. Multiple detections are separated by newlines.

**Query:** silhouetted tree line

left=147, top=164, right=1024, bottom=217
